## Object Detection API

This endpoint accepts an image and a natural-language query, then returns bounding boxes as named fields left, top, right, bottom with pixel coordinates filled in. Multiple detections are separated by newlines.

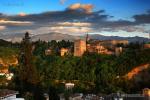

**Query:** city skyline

left=0, top=0, right=150, bottom=38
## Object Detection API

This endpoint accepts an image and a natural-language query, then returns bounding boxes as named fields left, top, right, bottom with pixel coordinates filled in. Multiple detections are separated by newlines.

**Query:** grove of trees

left=0, top=33, right=150, bottom=100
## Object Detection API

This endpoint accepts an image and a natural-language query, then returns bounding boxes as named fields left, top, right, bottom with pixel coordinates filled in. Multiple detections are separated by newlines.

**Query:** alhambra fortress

left=59, top=34, right=129, bottom=57
left=74, top=34, right=129, bottom=56
left=46, top=34, right=150, bottom=57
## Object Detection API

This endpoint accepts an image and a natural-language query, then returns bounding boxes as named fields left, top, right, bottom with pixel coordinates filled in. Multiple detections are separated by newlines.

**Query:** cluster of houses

left=58, top=88, right=150, bottom=100
left=1, top=88, right=150, bottom=100
left=0, top=89, right=24, bottom=100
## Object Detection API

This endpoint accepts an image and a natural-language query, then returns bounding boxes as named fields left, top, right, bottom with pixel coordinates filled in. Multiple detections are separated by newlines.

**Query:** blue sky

left=0, top=0, right=150, bottom=38
left=0, top=0, right=150, bottom=20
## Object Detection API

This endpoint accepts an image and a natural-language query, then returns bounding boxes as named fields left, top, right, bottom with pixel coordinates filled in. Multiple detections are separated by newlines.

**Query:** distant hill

left=0, top=33, right=24, bottom=43
left=32, top=32, right=80, bottom=41
left=0, top=39, right=11, bottom=46
left=0, top=32, right=80, bottom=42
left=89, top=34, right=150, bottom=43
left=0, top=32, right=149, bottom=43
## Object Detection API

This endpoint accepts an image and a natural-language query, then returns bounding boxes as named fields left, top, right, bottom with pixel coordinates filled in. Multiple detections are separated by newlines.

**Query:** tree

left=18, top=32, right=39, bottom=85
left=17, top=32, right=43, bottom=100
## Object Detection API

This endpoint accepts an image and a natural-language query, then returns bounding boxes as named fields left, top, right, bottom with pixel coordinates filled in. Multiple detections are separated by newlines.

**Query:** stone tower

left=86, top=33, right=90, bottom=43
left=74, top=40, right=86, bottom=57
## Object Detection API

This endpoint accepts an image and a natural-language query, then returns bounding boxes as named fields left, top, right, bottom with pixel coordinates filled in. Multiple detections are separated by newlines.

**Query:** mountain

left=0, top=32, right=80, bottom=42
left=0, top=33, right=24, bottom=43
left=89, top=34, right=150, bottom=43
left=32, top=32, right=80, bottom=41
left=0, top=32, right=149, bottom=43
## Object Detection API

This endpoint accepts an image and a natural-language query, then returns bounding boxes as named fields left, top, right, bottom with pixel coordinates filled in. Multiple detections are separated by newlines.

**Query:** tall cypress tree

left=19, top=32, right=39, bottom=85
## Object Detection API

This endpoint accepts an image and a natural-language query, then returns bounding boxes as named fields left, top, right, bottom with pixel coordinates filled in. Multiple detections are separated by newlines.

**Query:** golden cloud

left=18, top=12, right=27, bottom=17
left=0, top=20, right=33, bottom=26
left=68, top=3, right=93, bottom=13
left=49, top=26, right=92, bottom=33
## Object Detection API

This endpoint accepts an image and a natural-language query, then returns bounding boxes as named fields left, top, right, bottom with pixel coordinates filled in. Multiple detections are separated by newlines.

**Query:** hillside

left=0, top=47, right=18, bottom=71
left=125, top=64, right=150, bottom=80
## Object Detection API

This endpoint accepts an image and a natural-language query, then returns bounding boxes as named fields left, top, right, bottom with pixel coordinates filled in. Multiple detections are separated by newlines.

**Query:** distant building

left=104, top=92, right=145, bottom=100
left=69, top=93, right=83, bottom=100
left=74, top=40, right=86, bottom=57
left=109, top=40, right=129, bottom=46
left=0, top=89, right=24, bottom=100
left=60, top=48, right=69, bottom=56
left=45, top=48, right=52, bottom=55
left=0, top=73, right=14, bottom=80
left=115, top=47, right=123, bottom=56
left=143, top=88, right=150, bottom=100
left=65, top=83, right=75, bottom=90
left=98, top=40, right=128, bottom=49
left=83, top=94, right=101, bottom=100
left=143, top=88, right=150, bottom=96
left=73, top=36, right=128, bottom=56
left=86, top=42, right=110, bottom=54
left=144, top=44, right=150, bottom=49
left=59, top=94, right=65, bottom=100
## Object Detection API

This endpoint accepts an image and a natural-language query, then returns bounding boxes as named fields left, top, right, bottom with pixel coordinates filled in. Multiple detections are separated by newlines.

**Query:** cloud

left=0, top=5, right=150, bottom=38
left=133, top=10, right=150, bottom=24
left=18, top=12, right=27, bottom=17
left=60, top=0, right=67, bottom=4
left=23, top=26, right=92, bottom=36
left=0, top=26, right=6, bottom=30
left=68, top=3, right=93, bottom=13
left=57, top=22, right=91, bottom=27
left=49, top=26, right=92, bottom=33
left=0, top=19, right=33, bottom=26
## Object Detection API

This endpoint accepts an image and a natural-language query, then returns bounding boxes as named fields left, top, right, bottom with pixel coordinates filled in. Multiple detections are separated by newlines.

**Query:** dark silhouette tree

left=18, top=32, right=39, bottom=85
left=17, top=32, right=44, bottom=100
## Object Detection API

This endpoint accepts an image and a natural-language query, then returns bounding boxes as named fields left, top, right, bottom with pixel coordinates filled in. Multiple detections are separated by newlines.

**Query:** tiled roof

left=0, top=89, right=18, bottom=98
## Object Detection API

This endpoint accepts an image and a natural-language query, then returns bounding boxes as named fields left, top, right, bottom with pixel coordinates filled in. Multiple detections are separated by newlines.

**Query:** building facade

left=74, top=38, right=128, bottom=56
left=60, top=48, right=69, bottom=56
left=74, top=40, right=86, bottom=57
left=144, top=44, right=150, bottom=49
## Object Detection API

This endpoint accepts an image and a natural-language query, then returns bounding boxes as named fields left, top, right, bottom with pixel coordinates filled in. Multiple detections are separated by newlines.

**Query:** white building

left=0, top=89, right=24, bottom=100
left=65, top=83, right=75, bottom=89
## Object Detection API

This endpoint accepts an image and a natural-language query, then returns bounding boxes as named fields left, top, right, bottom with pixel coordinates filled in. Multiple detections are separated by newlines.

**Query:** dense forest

left=0, top=34, right=150, bottom=100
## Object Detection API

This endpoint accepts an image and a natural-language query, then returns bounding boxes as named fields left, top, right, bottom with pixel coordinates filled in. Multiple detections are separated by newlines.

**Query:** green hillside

left=0, top=47, right=18, bottom=67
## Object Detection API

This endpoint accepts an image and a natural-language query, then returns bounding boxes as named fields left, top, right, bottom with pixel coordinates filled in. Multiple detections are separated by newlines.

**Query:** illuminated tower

left=74, top=40, right=86, bottom=57
left=86, top=33, right=90, bottom=43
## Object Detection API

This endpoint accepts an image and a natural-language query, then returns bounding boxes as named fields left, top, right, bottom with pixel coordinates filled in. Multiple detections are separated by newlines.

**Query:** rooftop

left=0, top=89, right=18, bottom=99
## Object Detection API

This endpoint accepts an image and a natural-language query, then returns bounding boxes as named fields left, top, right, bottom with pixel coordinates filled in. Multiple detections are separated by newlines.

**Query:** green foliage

left=28, top=41, right=150, bottom=94
left=0, top=47, right=18, bottom=59
left=0, top=75, right=7, bottom=87
left=1, top=37, right=150, bottom=96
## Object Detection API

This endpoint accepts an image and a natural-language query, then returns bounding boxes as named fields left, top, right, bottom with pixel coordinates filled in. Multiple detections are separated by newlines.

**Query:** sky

left=0, top=0, right=150, bottom=38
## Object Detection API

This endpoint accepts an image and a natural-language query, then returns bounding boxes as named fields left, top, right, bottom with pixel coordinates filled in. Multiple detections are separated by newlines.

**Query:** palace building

left=74, top=34, right=128, bottom=57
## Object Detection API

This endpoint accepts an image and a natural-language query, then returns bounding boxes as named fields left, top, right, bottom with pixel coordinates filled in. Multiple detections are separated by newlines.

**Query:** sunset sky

left=0, top=0, right=150, bottom=38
